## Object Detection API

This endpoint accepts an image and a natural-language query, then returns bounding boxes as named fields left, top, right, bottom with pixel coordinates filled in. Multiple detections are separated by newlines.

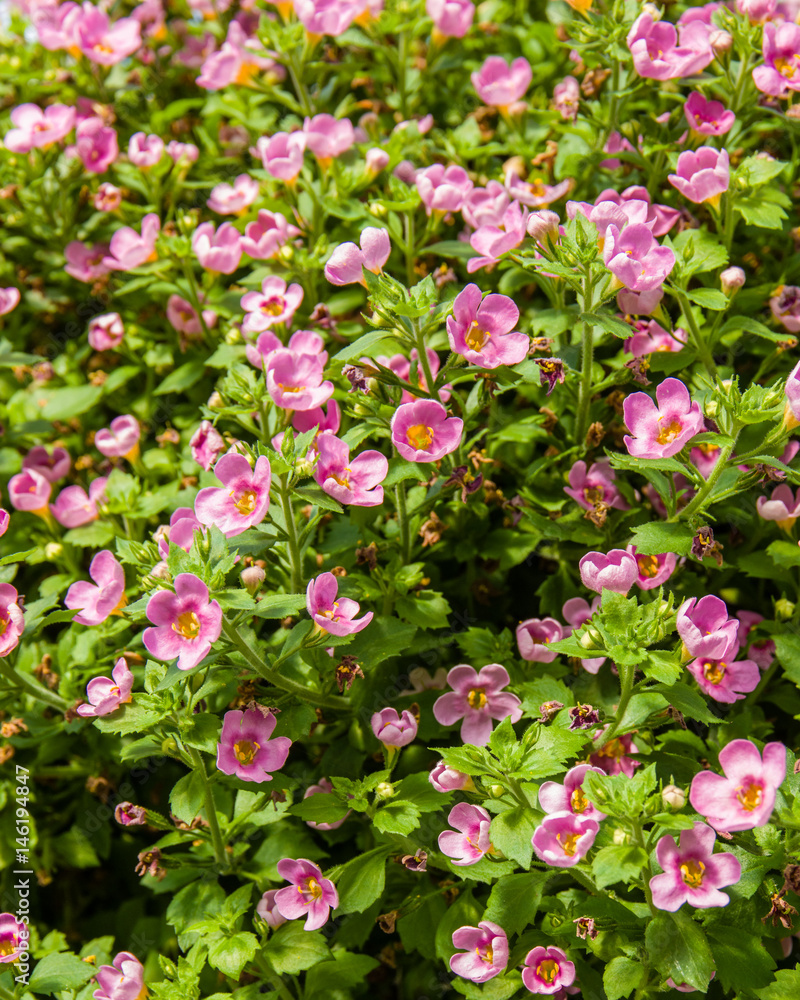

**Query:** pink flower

left=196, top=21, right=282, bottom=90
left=166, top=295, right=217, bottom=338
left=446, top=284, right=529, bottom=368
left=76, top=3, right=141, bottom=64
left=252, top=132, right=307, bottom=182
left=684, top=92, right=735, bottom=136
left=471, top=55, right=532, bottom=108
left=736, top=611, right=775, bottom=669
left=429, top=761, right=471, bottom=792
left=325, top=227, right=391, bottom=285
left=256, top=890, right=287, bottom=928
left=166, top=140, right=199, bottom=165
left=516, top=617, right=563, bottom=662
left=156, top=508, right=205, bottom=560
left=626, top=545, right=677, bottom=590
left=689, top=739, right=786, bottom=832
left=306, top=572, right=373, bottom=636
left=103, top=214, right=159, bottom=270
left=507, top=175, right=573, bottom=209
left=450, top=921, right=507, bottom=983
left=467, top=201, right=530, bottom=272
left=93, top=952, right=146, bottom=1000
left=754, top=23, right=800, bottom=95
left=51, top=478, right=107, bottom=528
left=462, top=181, right=510, bottom=229
left=65, top=241, right=110, bottom=282
left=303, top=113, right=355, bottom=162
left=241, top=277, right=303, bottom=333
left=564, top=459, right=628, bottom=512
left=563, top=596, right=605, bottom=674
left=8, top=468, right=51, bottom=513
left=439, top=802, right=493, bottom=865
left=391, top=399, right=463, bottom=462
left=538, top=764, right=607, bottom=821
left=0, top=510, right=9, bottom=537
left=190, top=420, right=226, bottom=471
left=773, top=286, right=800, bottom=333
left=617, top=287, right=665, bottom=315
left=433, top=663, right=522, bottom=745
left=371, top=707, right=418, bottom=747
left=304, top=777, right=350, bottom=831
left=427, top=0, right=474, bottom=37
left=416, top=164, right=473, bottom=215
left=589, top=730, right=639, bottom=777
left=23, top=445, right=70, bottom=482
left=313, top=434, right=387, bottom=506
left=579, top=549, right=638, bottom=595
left=721, top=266, right=745, bottom=295
left=128, top=132, right=164, bottom=167
left=650, top=822, right=741, bottom=911
left=143, top=573, right=222, bottom=671
left=0, top=915, right=27, bottom=964
left=0, top=586, right=24, bottom=658
left=623, top=378, right=704, bottom=459
left=686, top=639, right=760, bottom=704
left=521, top=946, right=576, bottom=995
left=757, top=484, right=800, bottom=528
left=532, top=811, right=599, bottom=868
left=738, top=0, right=776, bottom=21
left=208, top=174, right=259, bottom=215
left=216, top=707, right=291, bottom=782
left=192, top=222, right=242, bottom=273
left=75, top=116, right=118, bottom=173
left=553, top=75, right=580, bottom=120
left=624, top=319, right=687, bottom=356
left=241, top=209, right=300, bottom=258
left=114, top=802, right=146, bottom=826
left=95, top=415, right=141, bottom=460
left=669, top=147, right=730, bottom=205
left=0, top=287, right=20, bottom=316
left=65, top=550, right=127, bottom=626
left=601, top=131, right=635, bottom=170
left=88, top=312, right=124, bottom=351
left=677, top=595, right=740, bottom=659
left=274, top=859, right=338, bottom=931
left=77, top=657, right=134, bottom=718
left=195, top=454, right=271, bottom=537
left=293, top=0, right=364, bottom=36
left=4, top=103, right=76, bottom=153
left=293, top=399, right=341, bottom=438
left=627, top=12, right=713, bottom=80
left=603, top=223, right=675, bottom=291
left=266, top=350, right=334, bottom=410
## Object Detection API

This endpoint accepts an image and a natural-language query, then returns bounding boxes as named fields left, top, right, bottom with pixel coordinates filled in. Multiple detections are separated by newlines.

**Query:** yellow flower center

left=467, top=687, right=487, bottom=709
left=232, top=488, right=257, bottom=515
left=637, top=554, right=661, bottom=578
left=736, top=781, right=763, bottom=812
left=330, top=471, right=351, bottom=489
left=775, top=56, right=799, bottom=79
left=557, top=831, right=581, bottom=856
left=656, top=418, right=683, bottom=445
left=596, top=737, right=625, bottom=760
left=261, top=298, right=284, bottom=315
left=233, top=739, right=260, bottom=765
left=583, top=485, right=603, bottom=504
left=478, top=943, right=494, bottom=964
left=537, top=959, right=559, bottom=984
left=406, top=424, right=434, bottom=450
left=680, top=859, right=705, bottom=888
left=172, top=610, right=201, bottom=640
left=302, top=876, right=324, bottom=900
left=0, top=939, right=16, bottom=957
left=0, top=618, right=7, bottom=637
left=465, top=320, right=490, bottom=351
left=703, top=660, right=726, bottom=685
left=571, top=787, right=588, bottom=813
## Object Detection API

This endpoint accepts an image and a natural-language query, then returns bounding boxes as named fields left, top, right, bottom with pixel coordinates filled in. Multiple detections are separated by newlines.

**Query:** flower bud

left=527, top=210, right=560, bottom=244
left=241, top=565, right=266, bottom=595
left=720, top=266, right=745, bottom=296
left=490, top=784, right=506, bottom=798
left=612, top=827, right=629, bottom=845
left=208, top=391, right=224, bottom=409
left=662, top=784, right=686, bottom=810
left=225, top=326, right=242, bottom=345
left=366, top=148, right=390, bottom=174
left=374, top=781, right=395, bottom=802
left=579, top=626, right=603, bottom=650
left=151, top=560, right=171, bottom=581
left=710, top=29, right=733, bottom=54
left=776, top=598, right=795, bottom=620
left=45, top=542, right=63, bottom=559
left=641, top=2, right=661, bottom=18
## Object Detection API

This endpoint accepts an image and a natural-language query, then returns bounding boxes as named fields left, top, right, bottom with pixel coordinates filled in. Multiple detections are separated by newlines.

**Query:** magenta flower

left=166, top=140, right=199, bottom=164
left=564, top=459, right=628, bottom=512
left=4, top=103, right=76, bottom=153
left=589, top=730, right=639, bottom=777
left=439, top=802, right=493, bottom=865
left=579, top=549, right=638, bottom=595
left=8, top=468, right=51, bottom=514
left=467, top=201, right=530, bottom=272
left=446, top=284, right=529, bottom=369
left=757, top=484, right=800, bottom=529
left=241, top=209, right=300, bottom=259
left=77, top=657, right=134, bottom=718
left=623, top=378, right=704, bottom=459
left=689, top=739, right=786, bottom=832
left=0, top=586, right=24, bottom=658
left=773, top=287, right=800, bottom=334
left=684, top=92, right=735, bottom=136
left=677, top=595, right=740, bottom=659
left=266, top=350, right=334, bottom=410
left=429, top=761, right=471, bottom=792
left=627, top=12, right=713, bottom=80
left=76, top=3, right=141, bottom=64
left=252, top=132, right=307, bottom=182
left=686, top=639, right=759, bottom=704
left=625, top=320, right=687, bottom=356
left=0, top=915, right=27, bottom=964
left=539, top=764, right=607, bottom=820
left=208, top=174, right=259, bottom=215
left=293, top=0, right=362, bottom=35
left=0, top=287, right=20, bottom=316
left=216, top=707, right=291, bottom=782
left=0, top=510, right=8, bottom=538
left=738, top=0, right=776, bottom=20
left=433, top=663, right=522, bottom=745
left=23, top=445, right=70, bottom=482
left=88, top=312, right=124, bottom=351
left=65, top=550, right=127, bottom=626
left=65, top=241, right=110, bottom=282
left=650, top=822, right=741, bottom=911
left=603, top=223, right=675, bottom=292
left=304, top=777, right=350, bottom=831
left=427, top=0, right=474, bottom=37
left=241, top=277, right=303, bottom=333
left=391, top=399, right=463, bottom=462
left=737, top=611, right=775, bottom=669
left=75, top=116, right=119, bottom=174
left=314, top=434, right=387, bottom=507
left=274, top=858, right=338, bottom=931
left=516, top=617, right=563, bottom=662
left=532, top=811, right=599, bottom=868
left=416, top=164, right=474, bottom=215
left=669, top=147, right=730, bottom=205
left=93, top=953, right=145, bottom=1000
left=156, top=508, right=205, bottom=560
left=143, top=573, right=222, bottom=671
left=471, top=55, right=532, bottom=108
left=190, top=421, right=226, bottom=472
left=96, top=415, right=141, bottom=460
left=103, top=214, right=159, bottom=270
left=553, top=75, right=580, bottom=121
left=192, top=221, right=242, bottom=274
left=303, top=113, right=355, bottom=162
left=462, top=181, right=510, bottom=228
left=194, top=454, right=271, bottom=537
left=94, top=182, right=122, bottom=211
left=754, top=23, right=800, bottom=95
left=371, top=707, right=418, bottom=747
left=306, top=572, right=373, bottom=636
left=450, top=921, right=507, bottom=983
left=51, top=479, right=107, bottom=528
left=256, top=890, right=287, bottom=928
left=196, top=21, right=281, bottom=90
left=626, top=545, right=677, bottom=591
left=167, top=295, right=217, bottom=340
left=114, top=802, right=146, bottom=826
left=521, top=946, right=576, bottom=995
left=128, top=132, right=164, bottom=168
left=294, top=400, right=341, bottom=439
left=325, top=227, right=391, bottom=286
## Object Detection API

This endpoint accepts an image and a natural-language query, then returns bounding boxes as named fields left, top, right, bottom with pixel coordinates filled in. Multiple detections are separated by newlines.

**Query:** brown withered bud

left=585, top=422, right=606, bottom=448
left=400, top=850, right=427, bottom=872
left=782, top=864, right=800, bottom=895
left=573, top=916, right=598, bottom=940
left=434, top=264, right=456, bottom=288
left=692, top=526, right=723, bottom=567
left=535, top=358, right=566, bottom=396
left=0, top=745, right=14, bottom=765
left=64, top=704, right=82, bottom=723
left=377, top=911, right=399, bottom=934
left=664, top=705, right=687, bottom=729
left=88, top=371, right=108, bottom=387
left=246, top=701, right=280, bottom=719
left=585, top=502, right=611, bottom=529
left=343, top=364, right=371, bottom=394
left=468, top=448, right=499, bottom=469
left=624, top=357, right=651, bottom=386
left=0, top=717, right=27, bottom=738
left=156, top=428, right=181, bottom=447
left=528, top=336, right=553, bottom=355
left=531, top=140, right=559, bottom=170
left=419, top=510, right=447, bottom=547
left=569, top=704, right=601, bottom=730
left=763, top=890, right=798, bottom=928
left=581, top=68, right=611, bottom=97
left=606, top=389, right=626, bottom=415
left=501, top=494, right=525, bottom=527
left=135, top=848, right=167, bottom=880
left=539, top=701, right=565, bottom=723
left=540, top=406, right=558, bottom=433
left=330, top=566, right=348, bottom=578
left=114, top=802, right=147, bottom=827
left=482, top=480, right=505, bottom=505
left=356, top=542, right=378, bottom=571
left=754, top=463, right=786, bottom=484
left=309, top=302, right=337, bottom=332
left=336, top=656, right=365, bottom=692
left=86, top=776, right=115, bottom=802
left=444, top=465, right=483, bottom=503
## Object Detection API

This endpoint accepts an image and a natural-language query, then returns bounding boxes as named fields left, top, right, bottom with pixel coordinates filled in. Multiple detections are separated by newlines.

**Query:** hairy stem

left=188, top=745, right=227, bottom=871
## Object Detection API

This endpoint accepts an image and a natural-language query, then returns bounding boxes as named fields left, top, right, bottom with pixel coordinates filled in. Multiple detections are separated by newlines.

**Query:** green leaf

left=182, top=714, right=220, bottom=754
left=775, top=633, right=800, bottom=685
left=592, top=844, right=648, bottom=888
left=756, top=968, right=800, bottom=1000
left=63, top=522, right=116, bottom=548
left=720, top=315, right=791, bottom=344
left=251, top=593, right=308, bottom=619
left=483, top=872, right=550, bottom=936
left=304, top=953, right=380, bottom=995
left=645, top=910, right=714, bottom=991
left=334, top=329, right=395, bottom=363
left=170, top=771, right=206, bottom=825
left=686, top=287, right=728, bottom=310
left=668, top=228, right=728, bottom=278
left=41, top=385, right=104, bottom=420
left=642, top=650, right=682, bottom=685
left=293, top=485, right=344, bottom=513
left=335, top=848, right=388, bottom=914
left=581, top=310, right=632, bottom=339
left=92, top=699, right=168, bottom=735
left=707, top=926, right=775, bottom=994
left=489, top=806, right=537, bottom=868
left=289, top=793, right=349, bottom=825
left=207, top=932, right=257, bottom=979
left=154, top=361, right=206, bottom=396
left=398, top=894, right=448, bottom=959
left=736, top=197, right=787, bottom=230
left=652, top=682, right=722, bottom=724
left=28, top=953, right=97, bottom=994
left=434, top=889, right=481, bottom=962
left=383, top=458, right=427, bottom=487
left=266, top=922, right=330, bottom=975
left=629, top=521, right=694, bottom=556
left=603, top=956, right=645, bottom=1000
left=0, top=547, right=37, bottom=567
left=395, top=591, right=451, bottom=629
left=372, top=800, right=421, bottom=836
left=736, top=155, right=787, bottom=187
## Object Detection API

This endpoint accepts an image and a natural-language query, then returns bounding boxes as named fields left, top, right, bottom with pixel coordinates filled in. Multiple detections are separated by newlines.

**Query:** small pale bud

left=225, top=326, right=242, bottom=345
left=208, top=391, right=224, bottom=409
left=776, top=598, right=795, bottom=620
left=45, top=542, right=63, bottom=559
left=490, top=784, right=506, bottom=798
left=151, top=560, right=171, bottom=581
left=579, top=626, right=603, bottom=650
left=662, top=784, right=686, bottom=810
left=241, top=565, right=266, bottom=595
left=366, top=148, right=390, bottom=174
left=720, top=266, right=745, bottom=295
left=374, top=781, right=395, bottom=801
left=527, top=210, right=560, bottom=243
left=710, top=29, right=733, bottom=53
left=612, top=827, right=629, bottom=845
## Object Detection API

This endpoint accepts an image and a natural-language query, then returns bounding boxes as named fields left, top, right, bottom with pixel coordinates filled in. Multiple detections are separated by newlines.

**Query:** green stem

left=669, top=441, right=735, bottom=522
left=722, top=190, right=736, bottom=255
left=277, top=476, right=303, bottom=593
left=415, top=320, right=440, bottom=402
left=0, top=661, right=68, bottom=711
left=672, top=287, right=716, bottom=379
left=285, top=49, right=312, bottom=117
left=188, top=745, right=227, bottom=871
left=397, top=29, right=408, bottom=118
left=404, top=210, right=416, bottom=287
left=395, top=482, right=411, bottom=564
left=180, top=261, right=214, bottom=349
left=257, top=954, right=296, bottom=1000
left=631, top=821, right=657, bottom=916
left=575, top=272, right=595, bottom=445
left=601, top=661, right=636, bottom=744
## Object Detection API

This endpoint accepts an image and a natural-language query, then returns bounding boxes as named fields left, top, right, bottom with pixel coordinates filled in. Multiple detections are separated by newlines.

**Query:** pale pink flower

left=194, top=454, right=271, bottom=537
left=166, top=140, right=199, bottom=164
left=446, top=284, right=529, bottom=368
left=532, top=811, right=598, bottom=868
left=303, top=113, right=355, bottom=161
left=307, top=571, right=373, bottom=636
left=689, top=739, right=786, bottom=832
left=77, top=657, right=134, bottom=717
left=772, top=286, right=800, bottom=333
left=252, top=132, right=307, bottom=182
left=241, top=277, right=303, bottom=333
left=391, top=399, right=463, bottom=462
left=429, top=761, right=471, bottom=792
left=8, top=468, right=51, bottom=513
left=314, top=434, right=387, bottom=506
left=439, top=802, right=493, bottom=865
left=623, top=378, right=704, bottom=458
left=325, top=227, right=391, bottom=285
left=686, top=639, right=760, bottom=704
left=273, top=859, right=338, bottom=931
left=192, top=221, right=242, bottom=273
left=166, top=295, right=217, bottom=338
left=753, top=23, right=800, bottom=95
left=4, top=103, right=76, bottom=153
left=522, top=946, right=576, bottom=995
left=51, top=478, right=107, bottom=528
left=65, top=241, right=110, bottom=282
left=371, top=707, right=418, bottom=747
left=426, top=0, right=474, bottom=38
left=450, top=922, right=507, bottom=983
left=95, top=415, right=141, bottom=459
left=65, top=550, right=127, bottom=626
left=627, top=545, right=678, bottom=590
left=624, top=320, right=687, bottom=356
left=462, top=181, right=510, bottom=229
left=538, top=764, right=607, bottom=821
left=416, top=164, right=473, bottom=215
left=669, top=147, right=730, bottom=205
left=677, top=595, right=739, bottom=659
left=94, top=183, right=122, bottom=211
left=603, top=223, right=675, bottom=292
left=266, top=350, right=334, bottom=410
left=76, top=3, right=141, bottom=65
left=433, top=663, right=522, bottom=745
left=0, top=586, right=24, bottom=658
left=143, top=573, right=222, bottom=671
left=564, top=459, right=628, bottom=512
left=75, top=116, right=118, bottom=174
left=757, top=484, right=800, bottom=528
left=93, top=953, right=146, bottom=1000
left=293, top=0, right=364, bottom=36
left=23, top=446, right=70, bottom=482
left=156, top=508, right=205, bottom=559
left=505, top=173, right=572, bottom=208
left=650, top=822, right=741, bottom=911
left=103, top=214, right=159, bottom=270
left=208, top=174, right=259, bottom=215
left=241, top=209, right=300, bottom=259
left=128, top=132, right=164, bottom=167
left=516, top=617, right=563, bottom=662
left=684, top=92, right=735, bottom=135
left=736, top=611, right=775, bottom=669
left=88, top=312, right=124, bottom=351
left=579, top=549, right=639, bottom=595
left=562, top=596, right=605, bottom=674
left=196, top=21, right=283, bottom=90
left=467, top=201, right=529, bottom=272
left=216, top=707, right=291, bottom=782
left=471, top=55, right=532, bottom=108
left=589, top=730, right=639, bottom=777
left=190, top=420, right=226, bottom=471
left=627, top=12, right=713, bottom=80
